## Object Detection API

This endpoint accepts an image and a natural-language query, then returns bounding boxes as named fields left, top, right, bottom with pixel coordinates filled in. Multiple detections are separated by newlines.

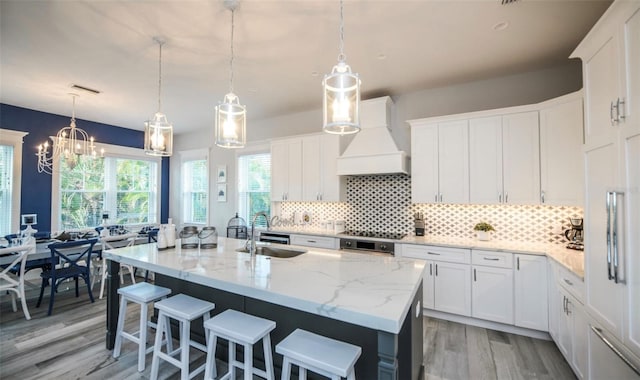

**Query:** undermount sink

left=235, top=246, right=307, bottom=258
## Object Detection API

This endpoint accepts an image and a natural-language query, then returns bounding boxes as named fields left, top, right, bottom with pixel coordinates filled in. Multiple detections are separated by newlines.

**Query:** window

left=182, top=159, right=208, bottom=224
left=0, top=129, right=27, bottom=236
left=237, top=153, right=271, bottom=227
left=53, top=144, right=160, bottom=230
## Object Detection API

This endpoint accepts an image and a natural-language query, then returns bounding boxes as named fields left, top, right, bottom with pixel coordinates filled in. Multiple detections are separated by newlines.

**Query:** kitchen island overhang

left=104, top=238, right=425, bottom=379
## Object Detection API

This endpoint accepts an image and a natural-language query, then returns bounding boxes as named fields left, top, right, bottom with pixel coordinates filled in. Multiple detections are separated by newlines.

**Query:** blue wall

left=1, top=103, right=170, bottom=232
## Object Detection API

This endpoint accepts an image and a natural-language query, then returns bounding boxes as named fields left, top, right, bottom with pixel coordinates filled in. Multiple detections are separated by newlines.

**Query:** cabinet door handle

left=617, top=98, right=626, bottom=121
left=498, top=192, right=503, bottom=203
left=439, top=193, right=443, bottom=202
left=483, top=257, right=500, bottom=261
left=429, top=263, right=432, bottom=276
left=435, top=264, right=438, bottom=276
left=435, top=194, right=438, bottom=203
left=563, top=278, right=573, bottom=286
left=427, top=252, right=441, bottom=255
left=566, top=298, right=571, bottom=315
left=563, top=296, right=567, bottom=314
left=517, top=257, right=520, bottom=270
left=611, top=100, right=617, bottom=124
left=473, top=268, right=477, bottom=282
left=606, top=191, right=613, bottom=280
left=505, top=192, right=509, bottom=203
left=307, top=240, right=316, bottom=243
left=541, top=191, right=545, bottom=204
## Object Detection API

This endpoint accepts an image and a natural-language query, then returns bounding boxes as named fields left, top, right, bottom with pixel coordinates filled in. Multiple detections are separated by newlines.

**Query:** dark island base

left=106, top=260, right=424, bottom=379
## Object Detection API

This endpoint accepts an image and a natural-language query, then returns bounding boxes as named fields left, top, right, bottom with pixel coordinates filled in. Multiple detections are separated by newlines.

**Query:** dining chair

left=93, top=233, right=138, bottom=299
left=36, top=238, right=98, bottom=316
left=0, top=238, right=36, bottom=320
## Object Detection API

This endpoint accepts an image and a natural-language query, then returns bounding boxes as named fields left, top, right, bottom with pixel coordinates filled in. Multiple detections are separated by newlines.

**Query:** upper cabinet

left=410, top=120, right=469, bottom=204
left=301, top=134, right=346, bottom=202
left=539, top=92, right=585, bottom=206
left=469, top=111, right=540, bottom=205
left=272, top=133, right=346, bottom=203
left=270, top=138, right=302, bottom=202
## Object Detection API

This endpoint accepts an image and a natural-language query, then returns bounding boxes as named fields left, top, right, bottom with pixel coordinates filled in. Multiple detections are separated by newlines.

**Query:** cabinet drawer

left=556, top=264, right=584, bottom=303
left=401, top=244, right=470, bottom=264
left=472, top=249, right=513, bottom=268
left=290, top=234, right=337, bottom=249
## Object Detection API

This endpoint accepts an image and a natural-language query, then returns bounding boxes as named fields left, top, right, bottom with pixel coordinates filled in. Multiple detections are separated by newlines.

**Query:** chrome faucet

left=249, top=211, right=270, bottom=255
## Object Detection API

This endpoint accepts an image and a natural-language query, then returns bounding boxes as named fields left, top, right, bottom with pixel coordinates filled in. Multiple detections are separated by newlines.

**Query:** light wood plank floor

left=1, top=280, right=576, bottom=379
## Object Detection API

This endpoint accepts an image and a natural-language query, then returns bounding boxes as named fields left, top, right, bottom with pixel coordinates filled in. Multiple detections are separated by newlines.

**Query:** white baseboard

left=423, top=308, right=551, bottom=341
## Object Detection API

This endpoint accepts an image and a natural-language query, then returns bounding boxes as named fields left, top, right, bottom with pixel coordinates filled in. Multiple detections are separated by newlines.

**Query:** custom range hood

left=336, top=96, right=410, bottom=175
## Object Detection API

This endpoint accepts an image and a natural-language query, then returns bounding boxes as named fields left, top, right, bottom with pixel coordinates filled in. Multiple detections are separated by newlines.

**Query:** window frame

left=0, top=129, right=28, bottom=235
left=51, top=140, right=162, bottom=231
left=236, top=143, right=271, bottom=229
left=179, top=149, right=209, bottom=226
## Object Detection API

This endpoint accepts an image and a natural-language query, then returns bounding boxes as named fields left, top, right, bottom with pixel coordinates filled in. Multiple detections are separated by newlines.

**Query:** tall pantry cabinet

left=571, top=0, right=640, bottom=377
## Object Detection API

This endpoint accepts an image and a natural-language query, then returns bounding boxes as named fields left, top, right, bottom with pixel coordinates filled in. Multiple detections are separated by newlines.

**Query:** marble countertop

left=264, top=228, right=584, bottom=279
left=104, top=237, right=425, bottom=334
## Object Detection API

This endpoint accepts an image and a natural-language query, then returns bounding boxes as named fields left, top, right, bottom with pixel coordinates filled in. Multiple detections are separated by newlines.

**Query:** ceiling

left=0, top=0, right=611, bottom=136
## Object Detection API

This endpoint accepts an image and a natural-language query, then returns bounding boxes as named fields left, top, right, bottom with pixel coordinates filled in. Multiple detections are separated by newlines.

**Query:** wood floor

left=1, top=279, right=576, bottom=379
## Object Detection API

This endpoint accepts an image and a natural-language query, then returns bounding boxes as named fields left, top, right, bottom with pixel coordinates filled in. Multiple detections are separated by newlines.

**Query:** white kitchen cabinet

left=401, top=245, right=471, bottom=317
left=290, top=234, right=337, bottom=249
left=572, top=2, right=640, bottom=358
left=301, top=134, right=346, bottom=202
left=471, top=249, right=514, bottom=324
left=539, top=92, right=585, bottom=206
left=514, top=254, right=548, bottom=331
left=271, top=138, right=302, bottom=201
left=410, top=119, right=469, bottom=204
left=469, top=111, right=540, bottom=204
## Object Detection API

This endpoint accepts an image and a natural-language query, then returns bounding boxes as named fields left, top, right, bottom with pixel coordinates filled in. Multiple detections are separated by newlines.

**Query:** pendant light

left=144, top=37, right=173, bottom=156
left=215, top=0, right=246, bottom=149
left=322, top=0, right=361, bottom=135
left=36, top=94, right=102, bottom=174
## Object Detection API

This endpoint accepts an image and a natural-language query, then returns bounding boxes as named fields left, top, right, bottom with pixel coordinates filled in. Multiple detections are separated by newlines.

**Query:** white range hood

left=336, top=96, right=410, bottom=175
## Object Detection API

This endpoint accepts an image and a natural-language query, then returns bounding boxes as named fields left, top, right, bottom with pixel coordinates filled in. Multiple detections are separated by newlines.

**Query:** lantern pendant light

left=215, top=0, right=246, bottom=149
left=144, top=37, right=173, bottom=156
left=322, top=0, right=361, bottom=135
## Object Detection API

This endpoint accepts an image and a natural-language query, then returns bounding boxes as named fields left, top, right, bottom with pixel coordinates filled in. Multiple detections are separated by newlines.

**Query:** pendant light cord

left=158, top=41, right=163, bottom=112
left=338, top=0, right=345, bottom=62
left=71, top=94, right=77, bottom=126
left=229, top=9, right=235, bottom=94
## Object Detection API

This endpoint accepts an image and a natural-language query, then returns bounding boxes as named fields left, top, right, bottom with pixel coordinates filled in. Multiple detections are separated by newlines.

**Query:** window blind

left=0, top=145, right=13, bottom=236
left=238, top=153, right=271, bottom=227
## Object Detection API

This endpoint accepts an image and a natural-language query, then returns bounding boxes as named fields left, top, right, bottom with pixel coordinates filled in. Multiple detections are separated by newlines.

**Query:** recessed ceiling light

left=492, top=21, right=509, bottom=31
left=377, top=53, right=387, bottom=60
left=311, top=71, right=319, bottom=77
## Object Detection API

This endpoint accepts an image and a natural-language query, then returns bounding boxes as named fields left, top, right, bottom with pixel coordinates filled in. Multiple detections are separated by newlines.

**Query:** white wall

left=172, top=61, right=583, bottom=232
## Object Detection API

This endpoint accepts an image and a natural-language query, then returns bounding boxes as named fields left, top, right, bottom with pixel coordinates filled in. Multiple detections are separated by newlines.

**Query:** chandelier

left=144, top=37, right=173, bottom=156
left=36, top=94, right=102, bottom=174
left=322, top=0, right=361, bottom=135
left=215, top=0, right=246, bottom=149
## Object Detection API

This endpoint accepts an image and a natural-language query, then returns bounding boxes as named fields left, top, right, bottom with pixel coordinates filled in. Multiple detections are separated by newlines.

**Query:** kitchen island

left=103, top=237, right=425, bottom=380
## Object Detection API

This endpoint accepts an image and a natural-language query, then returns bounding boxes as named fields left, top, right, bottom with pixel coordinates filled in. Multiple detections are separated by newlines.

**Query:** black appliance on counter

left=338, top=230, right=406, bottom=255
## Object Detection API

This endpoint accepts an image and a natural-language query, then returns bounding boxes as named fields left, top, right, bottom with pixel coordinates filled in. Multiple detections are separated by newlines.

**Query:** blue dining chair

left=36, top=238, right=98, bottom=316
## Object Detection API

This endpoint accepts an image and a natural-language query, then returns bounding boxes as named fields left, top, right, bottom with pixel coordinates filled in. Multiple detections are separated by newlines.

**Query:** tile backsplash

left=280, top=174, right=583, bottom=245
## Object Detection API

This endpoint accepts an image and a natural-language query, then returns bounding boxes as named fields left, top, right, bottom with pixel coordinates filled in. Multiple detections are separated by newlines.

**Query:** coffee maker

left=564, top=218, right=584, bottom=250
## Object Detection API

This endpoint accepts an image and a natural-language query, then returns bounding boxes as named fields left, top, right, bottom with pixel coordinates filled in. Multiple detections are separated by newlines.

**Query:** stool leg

left=229, top=341, right=237, bottom=379
left=138, top=300, right=148, bottom=372
left=244, top=343, right=253, bottom=380
left=150, top=311, right=166, bottom=380
left=113, top=296, right=127, bottom=358
left=99, top=262, right=107, bottom=299
left=263, top=334, right=275, bottom=380
left=347, top=368, right=356, bottom=380
left=180, top=320, right=190, bottom=380
left=281, top=357, right=291, bottom=380
left=204, top=333, right=218, bottom=380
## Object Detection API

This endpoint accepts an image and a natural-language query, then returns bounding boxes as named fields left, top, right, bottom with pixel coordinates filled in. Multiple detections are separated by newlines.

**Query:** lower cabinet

left=471, top=265, right=514, bottom=324
left=401, top=244, right=471, bottom=317
left=514, top=254, right=549, bottom=331
left=549, top=260, right=588, bottom=379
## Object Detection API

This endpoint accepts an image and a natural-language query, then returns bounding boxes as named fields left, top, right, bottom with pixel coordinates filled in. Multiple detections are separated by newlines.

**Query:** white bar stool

left=276, top=329, right=362, bottom=380
left=203, top=309, right=276, bottom=380
left=112, top=282, right=172, bottom=372
left=150, top=294, right=216, bottom=380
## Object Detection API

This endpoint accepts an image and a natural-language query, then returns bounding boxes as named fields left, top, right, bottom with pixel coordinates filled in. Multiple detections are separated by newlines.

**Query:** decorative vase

left=476, top=231, right=491, bottom=241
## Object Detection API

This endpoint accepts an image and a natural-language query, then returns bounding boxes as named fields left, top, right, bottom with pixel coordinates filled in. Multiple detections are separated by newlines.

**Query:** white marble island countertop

left=104, top=237, right=425, bottom=334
